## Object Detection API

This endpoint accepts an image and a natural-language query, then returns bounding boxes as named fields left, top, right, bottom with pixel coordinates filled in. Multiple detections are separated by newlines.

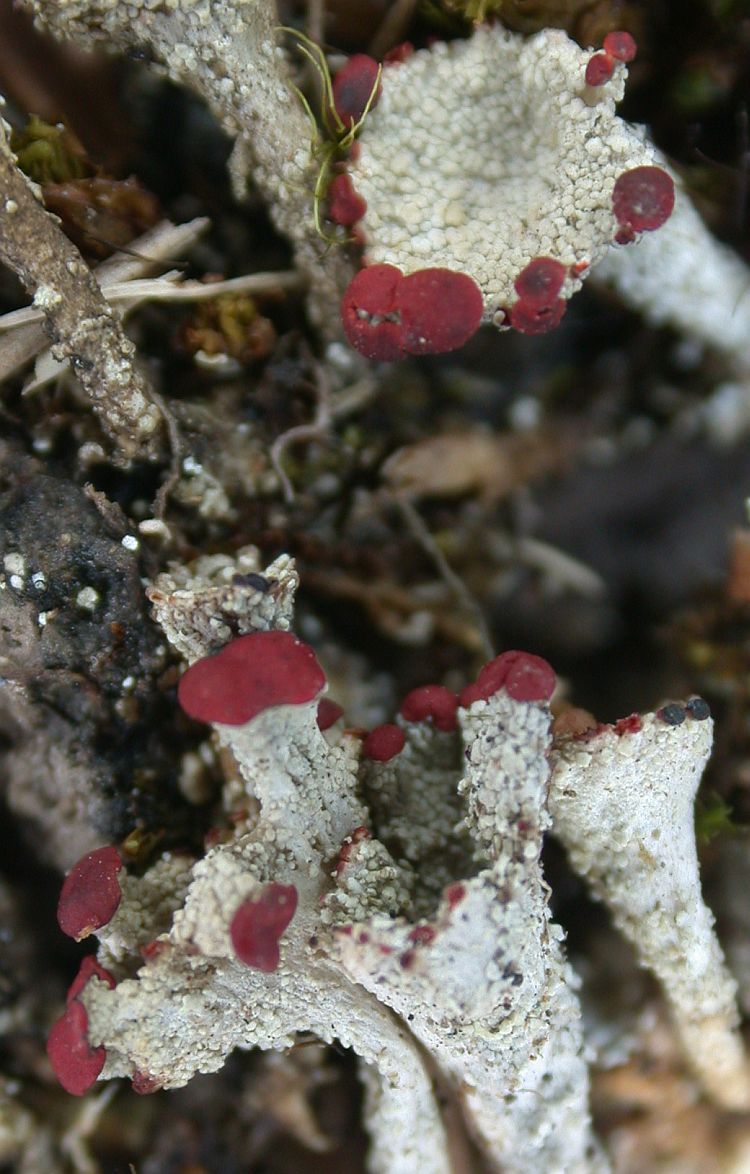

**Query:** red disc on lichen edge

left=384, top=42, right=414, bottom=66
left=341, top=264, right=405, bottom=361
left=231, top=883, right=298, bottom=972
left=460, top=651, right=556, bottom=707
left=408, top=923, right=436, bottom=945
left=362, top=723, right=406, bottom=761
left=328, top=173, right=367, bottom=227
left=57, top=846, right=123, bottom=941
left=317, top=698, right=344, bottom=730
left=332, top=54, right=381, bottom=126
left=178, top=630, right=326, bottom=726
left=603, top=31, right=637, bottom=62
left=399, top=684, right=458, bottom=732
left=66, top=956, right=116, bottom=1004
left=47, top=1000, right=106, bottom=1096
left=398, top=268, right=483, bottom=355
left=614, top=713, right=643, bottom=736
left=509, top=297, right=566, bottom=335
left=132, top=1070, right=162, bottom=1095
left=513, top=258, right=566, bottom=309
left=612, top=166, right=675, bottom=233
left=444, top=882, right=466, bottom=909
left=585, top=52, right=615, bottom=86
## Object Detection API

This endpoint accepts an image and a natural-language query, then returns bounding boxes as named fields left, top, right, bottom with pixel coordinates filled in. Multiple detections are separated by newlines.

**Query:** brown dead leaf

left=382, top=427, right=572, bottom=503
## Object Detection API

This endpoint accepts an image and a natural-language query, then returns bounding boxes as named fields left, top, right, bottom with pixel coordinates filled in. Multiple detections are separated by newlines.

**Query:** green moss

left=695, top=791, right=738, bottom=844
left=280, top=28, right=381, bottom=244
left=11, top=115, right=91, bottom=185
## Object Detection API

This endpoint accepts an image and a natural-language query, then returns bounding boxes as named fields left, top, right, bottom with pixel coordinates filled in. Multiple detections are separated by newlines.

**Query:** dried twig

left=268, top=361, right=378, bottom=502
left=22, top=0, right=356, bottom=340
left=269, top=363, right=332, bottom=503
left=396, top=494, right=495, bottom=660
left=0, top=269, right=301, bottom=334
left=0, top=218, right=212, bottom=386
left=0, top=117, right=164, bottom=463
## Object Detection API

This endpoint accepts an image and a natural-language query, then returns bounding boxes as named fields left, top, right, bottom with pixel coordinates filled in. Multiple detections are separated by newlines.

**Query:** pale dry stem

left=0, top=118, right=164, bottom=464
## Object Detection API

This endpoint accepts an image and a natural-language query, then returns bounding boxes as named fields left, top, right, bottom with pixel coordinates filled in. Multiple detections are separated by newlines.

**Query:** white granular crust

left=148, top=549, right=298, bottom=662
left=334, top=691, right=605, bottom=1173
left=549, top=711, right=750, bottom=1110
left=67, top=553, right=749, bottom=1171
left=97, top=854, right=196, bottom=969
left=351, top=26, right=658, bottom=318
left=361, top=719, right=473, bottom=916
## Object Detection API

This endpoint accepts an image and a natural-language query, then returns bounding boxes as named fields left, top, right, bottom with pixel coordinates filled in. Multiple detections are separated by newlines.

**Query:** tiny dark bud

left=686, top=697, right=711, bottom=721
left=658, top=703, right=685, bottom=726
left=231, top=572, right=269, bottom=592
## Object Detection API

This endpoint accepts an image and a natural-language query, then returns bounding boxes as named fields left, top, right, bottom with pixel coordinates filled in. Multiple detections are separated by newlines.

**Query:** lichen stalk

left=549, top=711, right=750, bottom=1110
left=45, top=551, right=607, bottom=1171
left=0, top=115, right=164, bottom=462
left=334, top=690, right=604, bottom=1172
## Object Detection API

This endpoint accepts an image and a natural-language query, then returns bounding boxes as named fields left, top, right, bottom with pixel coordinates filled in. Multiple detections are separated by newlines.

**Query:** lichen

left=41, top=545, right=750, bottom=1170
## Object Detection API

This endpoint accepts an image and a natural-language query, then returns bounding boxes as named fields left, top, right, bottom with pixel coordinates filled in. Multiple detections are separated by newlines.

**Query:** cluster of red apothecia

left=329, top=33, right=674, bottom=355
